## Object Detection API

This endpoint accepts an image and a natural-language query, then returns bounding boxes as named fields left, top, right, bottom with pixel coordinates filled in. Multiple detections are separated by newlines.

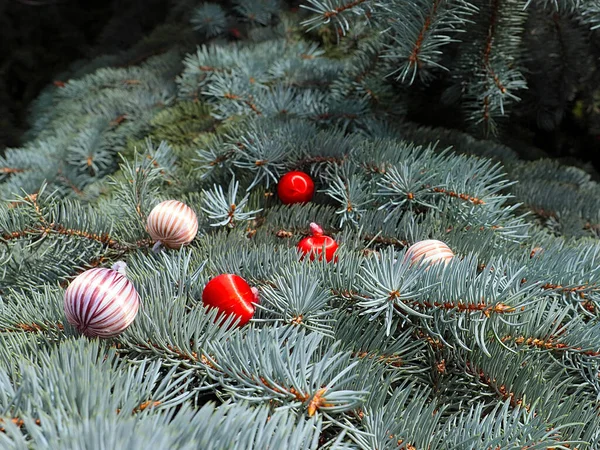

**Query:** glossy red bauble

left=277, top=171, right=315, bottom=204
left=297, top=223, right=338, bottom=262
left=201, top=274, right=258, bottom=327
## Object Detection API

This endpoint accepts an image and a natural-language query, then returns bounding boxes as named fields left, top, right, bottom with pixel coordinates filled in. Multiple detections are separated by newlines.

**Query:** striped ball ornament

left=147, top=200, right=198, bottom=249
left=404, top=239, right=454, bottom=267
left=64, top=265, right=140, bottom=338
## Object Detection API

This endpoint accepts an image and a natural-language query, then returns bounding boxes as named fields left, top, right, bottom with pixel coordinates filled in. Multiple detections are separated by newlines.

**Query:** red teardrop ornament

left=202, top=274, right=258, bottom=326
left=277, top=171, right=314, bottom=204
left=297, top=223, right=338, bottom=262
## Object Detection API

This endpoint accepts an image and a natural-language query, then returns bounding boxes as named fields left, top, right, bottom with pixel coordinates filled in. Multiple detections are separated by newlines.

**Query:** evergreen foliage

left=2, top=0, right=600, bottom=448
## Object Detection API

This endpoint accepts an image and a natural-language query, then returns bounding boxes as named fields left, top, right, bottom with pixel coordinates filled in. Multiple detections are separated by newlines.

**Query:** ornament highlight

left=63, top=262, right=140, bottom=338
left=277, top=171, right=315, bottom=204
left=147, top=200, right=198, bottom=250
left=404, top=239, right=454, bottom=267
left=297, top=223, right=338, bottom=262
left=202, top=274, right=258, bottom=327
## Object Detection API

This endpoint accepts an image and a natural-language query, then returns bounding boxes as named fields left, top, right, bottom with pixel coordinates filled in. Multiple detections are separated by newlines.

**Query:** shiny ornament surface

left=404, top=239, right=454, bottom=267
left=147, top=200, right=198, bottom=249
left=64, top=266, right=140, bottom=338
left=202, top=274, right=258, bottom=326
left=277, top=171, right=315, bottom=204
left=297, top=223, right=338, bottom=262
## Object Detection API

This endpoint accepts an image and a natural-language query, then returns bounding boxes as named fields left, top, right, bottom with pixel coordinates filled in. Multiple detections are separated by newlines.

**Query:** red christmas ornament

left=297, top=223, right=338, bottom=262
left=277, top=171, right=314, bottom=204
left=202, top=274, right=259, bottom=327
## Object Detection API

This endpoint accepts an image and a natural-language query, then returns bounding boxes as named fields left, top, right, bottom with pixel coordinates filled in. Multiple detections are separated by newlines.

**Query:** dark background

left=0, top=0, right=171, bottom=149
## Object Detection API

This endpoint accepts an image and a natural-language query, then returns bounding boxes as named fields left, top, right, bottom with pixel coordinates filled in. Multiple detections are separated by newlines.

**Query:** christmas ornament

left=63, top=262, right=139, bottom=338
left=297, top=223, right=338, bottom=262
left=147, top=200, right=198, bottom=250
left=202, top=274, right=259, bottom=327
left=277, top=171, right=314, bottom=204
left=404, top=239, right=454, bottom=267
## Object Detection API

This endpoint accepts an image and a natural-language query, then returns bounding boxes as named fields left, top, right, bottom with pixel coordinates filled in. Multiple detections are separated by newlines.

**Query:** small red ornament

left=297, top=223, right=338, bottom=262
left=202, top=274, right=259, bottom=327
left=277, top=171, right=314, bottom=204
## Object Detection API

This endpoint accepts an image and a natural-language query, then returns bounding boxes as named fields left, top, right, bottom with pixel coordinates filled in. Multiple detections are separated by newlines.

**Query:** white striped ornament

left=403, top=239, right=454, bottom=267
left=147, top=200, right=198, bottom=249
left=64, top=266, right=140, bottom=338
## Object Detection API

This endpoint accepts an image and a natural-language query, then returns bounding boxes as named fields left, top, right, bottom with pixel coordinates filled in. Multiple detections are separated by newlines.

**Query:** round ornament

left=403, top=239, right=454, bottom=267
left=277, top=171, right=315, bottom=204
left=147, top=200, right=198, bottom=250
left=297, top=223, right=338, bottom=262
left=202, top=274, right=259, bottom=327
left=63, top=263, right=140, bottom=338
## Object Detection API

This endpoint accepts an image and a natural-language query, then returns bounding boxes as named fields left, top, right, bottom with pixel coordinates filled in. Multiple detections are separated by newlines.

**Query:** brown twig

left=408, top=0, right=442, bottom=69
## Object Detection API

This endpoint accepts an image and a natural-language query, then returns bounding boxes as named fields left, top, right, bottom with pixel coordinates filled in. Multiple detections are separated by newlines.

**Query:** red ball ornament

left=63, top=262, right=140, bottom=338
left=202, top=274, right=259, bottom=327
left=147, top=200, right=198, bottom=250
left=403, top=239, right=454, bottom=267
left=297, top=223, right=338, bottom=262
left=277, top=171, right=314, bottom=204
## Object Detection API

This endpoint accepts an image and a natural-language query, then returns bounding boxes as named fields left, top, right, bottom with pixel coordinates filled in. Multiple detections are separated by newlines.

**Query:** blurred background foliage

left=1, top=0, right=600, bottom=173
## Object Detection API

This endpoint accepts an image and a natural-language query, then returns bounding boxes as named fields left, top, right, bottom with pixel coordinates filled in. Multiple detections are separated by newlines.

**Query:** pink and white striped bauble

left=64, top=265, right=140, bottom=338
left=147, top=200, right=198, bottom=249
left=404, top=239, right=454, bottom=267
